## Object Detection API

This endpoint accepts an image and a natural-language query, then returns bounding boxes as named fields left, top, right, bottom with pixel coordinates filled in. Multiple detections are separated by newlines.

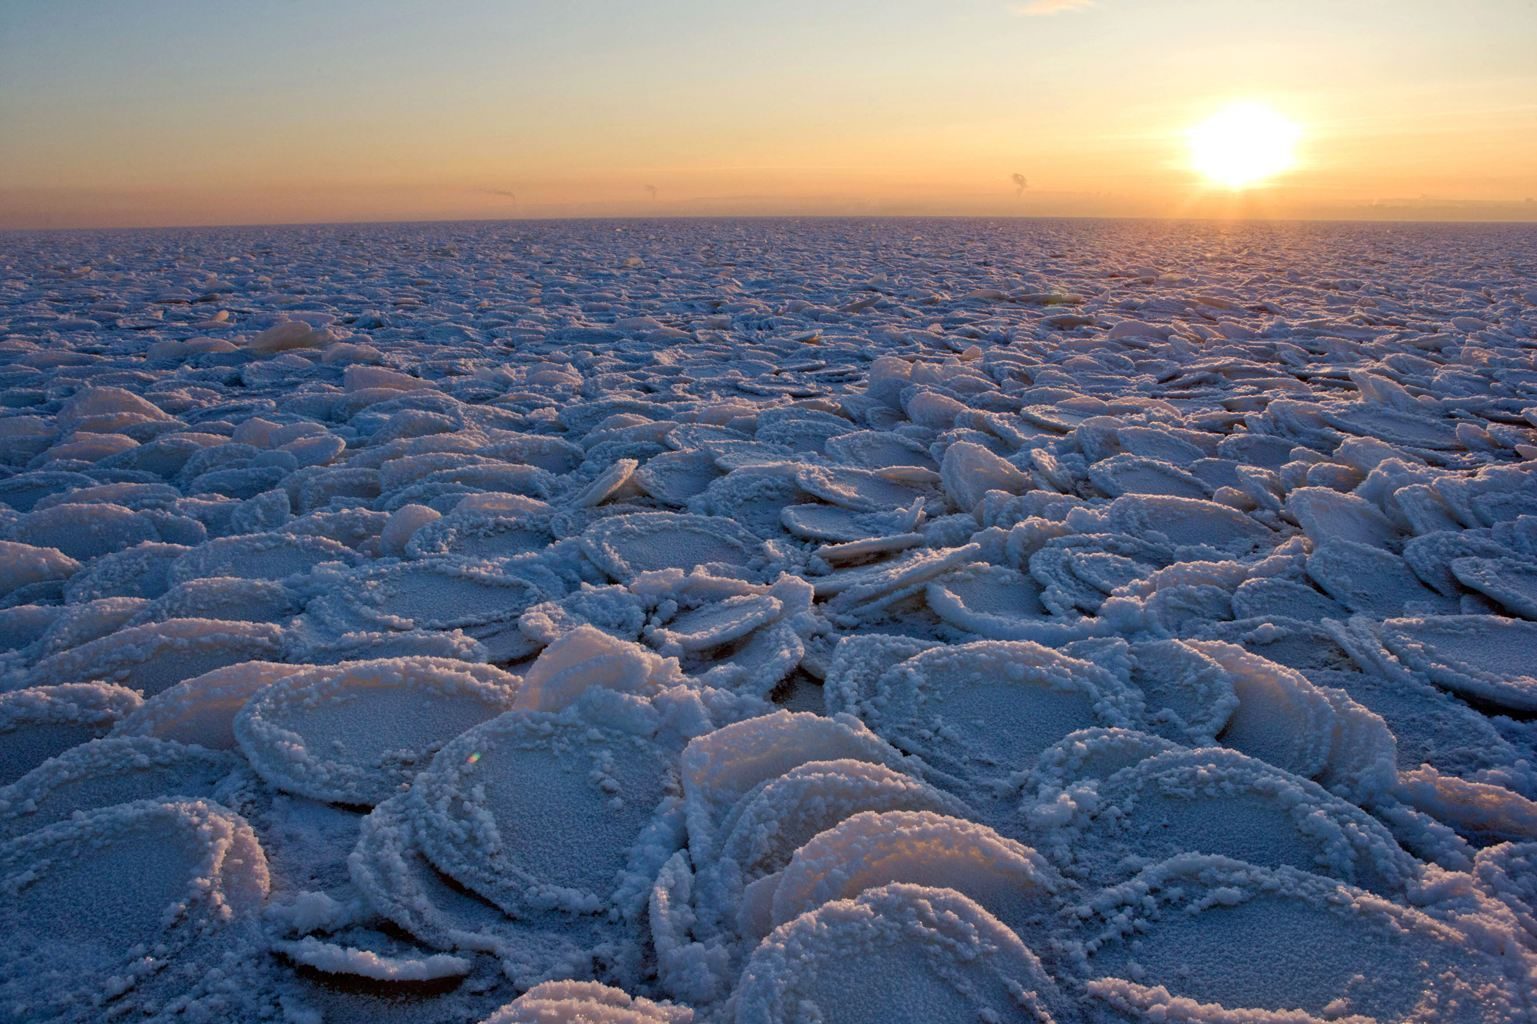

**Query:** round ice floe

left=1080, top=856, right=1526, bottom=1024
left=822, top=634, right=939, bottom=717
left=1105, top=495, right=1274, bottom=557
left=939, top=441, right=1030, bottom=511
left=7, top=502, right=160, bottom=561
left=1029, top=727, right=1181, bottom=792
left=815, top=542, right=981, bottom=611
left=0, top=683, right=144, bottom=786
left=1286, top=486, right=1398, bottom=549
left=1450, top=557, right=1537, bottom=620
left=63, top=541, right=189, bottom=601
left=306, top=557, right=552, bottom=633
left=780, top=502, right=914, bottom=543
left=1307, top=540, right=1457, bottom=617
left=349, top=793, right=525, bottom=957
left=481, top=980, right=693, bottom=1023
left=823, top=430, right=937, bottom=471
left=132, top=575, right=301, bottom=625
left=1379, top=615, right=1537, bottom=711
left=236, top=657, right=520, bottom=806
left=514, top=625, right=680, bottom=713
left=1183, top=641, right=1336, bottom=779
left=734, top=883, right=1063, bottom=1024
left=1473, top=841, right=1537, bottom=946
left=681, top=712, right=903, bottom=864
left=766, top=810, right=1058, bottom=932
left=634, top=449, right=723, bottom=506
left=1230, top=577, right=1347, bottom=622
left=33, top=596, right=145, bottom=657
left=0, top=736, right=237, bottom=840
left=169, top=531, right=361, bottom=583
left=1323, top=403, right=1461, bottom=450
left=716, top=759, right=967, bottom=887
left=853, top=641, right=1142, bottom=796
left=1053, top=748, right=1417, bottom=893
left=0, top=799, right=268, bottom=1020
left=582, top=512, right=764, bottom=581
left=0, top=540, right=80, bottom=598
left=1122, top=639, right=1239, bottom=744
left=111, top=662, right=305, bottom=749
left=404, top=509, right=558, bottom=561
left=795, top=464, right=937, bottom=513
left=408, top=711, right=675, bottom=916
left=1089, top=454, right=1209, bottom=499
left=0, top=471, right=97, bottom=514
left=926, top=564, right=1087, bottom=642
left=24, top=617, right=286, bottom=696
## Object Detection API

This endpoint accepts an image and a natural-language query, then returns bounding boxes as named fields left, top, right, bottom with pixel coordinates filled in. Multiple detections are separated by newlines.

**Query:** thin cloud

left=1012, top=0, right=1095, bottom=15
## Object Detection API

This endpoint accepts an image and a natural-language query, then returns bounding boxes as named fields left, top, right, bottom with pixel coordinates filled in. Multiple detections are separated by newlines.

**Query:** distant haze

left=3, top=0, right=1535, bottom=228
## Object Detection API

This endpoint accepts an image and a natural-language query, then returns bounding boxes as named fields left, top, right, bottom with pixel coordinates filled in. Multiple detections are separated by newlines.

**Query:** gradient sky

left=3, top=0, right=1536, bottom=228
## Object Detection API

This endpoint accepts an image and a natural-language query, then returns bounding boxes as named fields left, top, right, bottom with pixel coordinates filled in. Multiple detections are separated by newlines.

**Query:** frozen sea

left=1, top=217, right=1535, bottom=1023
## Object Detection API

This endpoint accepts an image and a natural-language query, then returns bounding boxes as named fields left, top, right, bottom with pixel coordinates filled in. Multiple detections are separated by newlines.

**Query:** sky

left=2, top=0, right=1536, bottom=228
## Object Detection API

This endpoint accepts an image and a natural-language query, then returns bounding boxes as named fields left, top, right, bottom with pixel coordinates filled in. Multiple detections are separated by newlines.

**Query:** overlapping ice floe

left=2, top=219, right=1535, bottom=1021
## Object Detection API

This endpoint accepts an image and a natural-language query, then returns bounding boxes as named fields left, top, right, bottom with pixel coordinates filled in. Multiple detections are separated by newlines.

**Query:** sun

left=1187, top=101, right=1302, bottom=190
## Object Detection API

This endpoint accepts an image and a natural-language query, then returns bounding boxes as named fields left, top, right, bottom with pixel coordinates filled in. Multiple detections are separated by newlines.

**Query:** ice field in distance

left=1, top=217, right=1536, bottom=1023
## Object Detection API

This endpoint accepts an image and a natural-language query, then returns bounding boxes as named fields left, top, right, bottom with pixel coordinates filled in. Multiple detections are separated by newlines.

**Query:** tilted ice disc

left=821, top=634, right=939, bottom=719
left=1306, top=541, right=1457, bottom=618
left=1124, top=639, right=1239, bottom=744
left=581, top=512, right=764, bottom=581
left=0, top=683, right=143, bottom=786
left=481, top=980, right=693, bottom=1023
left=1473, top=841, right=1537, bottom=946
left=716, top=759, right=969, bottom=885
left=1028, top=727, right=1181, bottom=792
left=235, top=658, right=521, bottom=806
left=0, top=736, right=237, bottom=841
left=349, top=793, right=520, bottom=955
left=1088, top=454, right=1209, bottom=499
left=110, top=660, right=302, bottom=750
left=681, top=711, right=903, bottom=865
left=167, top=531, right=361, bottom=583
left=1379, top=615, right=1537, bottom=712
left=408, top=712, right=675, bottom=916
left=1322, top=403, right=1461, bottom=450
left=734, top=883, right=1063, bottom=1024
left=1059, top=748, right=1418, bottom=894
left=1451, top=557, right=1537, bottom=619
left=307, top=557, right=551, bottom=632
left=24, top=617, right=286, bottom=696
left=926, top=564, right=1088, bottom=643
left=1080, top=856, right=1526, bottom=1024
left=767, top=810, right=1059, bottom=931
left=0, top=799, right=269, bottom=1021
left=859, top=640, right=1142, bottom=788
left=823, top=430, right=937, bottom=471
left=405, top=510, right=558, bottom=561
left=1105, top=495, right=1274, bottom=557
left=1183, top=641, right=1336, bottom=778
left=633, top=449, right=722, bottom=506
left=794, top=464, right=938, bottom=513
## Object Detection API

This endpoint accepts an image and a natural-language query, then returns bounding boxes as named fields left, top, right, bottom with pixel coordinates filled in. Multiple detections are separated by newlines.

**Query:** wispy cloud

left=1012, top=0, right=1094, bottom=15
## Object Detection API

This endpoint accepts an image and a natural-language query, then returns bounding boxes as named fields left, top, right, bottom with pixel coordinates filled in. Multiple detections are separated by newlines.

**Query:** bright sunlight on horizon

left=3, top=0, right=1536, bottom=229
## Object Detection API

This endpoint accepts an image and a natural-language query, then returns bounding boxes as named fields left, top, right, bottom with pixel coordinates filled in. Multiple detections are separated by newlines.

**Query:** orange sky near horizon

left=3, top=0, right=1535, bottom=229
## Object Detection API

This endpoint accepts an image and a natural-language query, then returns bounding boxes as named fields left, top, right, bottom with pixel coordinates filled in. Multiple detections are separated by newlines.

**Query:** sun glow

left=1187, top=101, right=1302, bottom=190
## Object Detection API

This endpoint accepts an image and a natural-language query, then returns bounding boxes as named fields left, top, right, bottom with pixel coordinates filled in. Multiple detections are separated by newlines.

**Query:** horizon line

left=6, top=210, right=1537, bottom=235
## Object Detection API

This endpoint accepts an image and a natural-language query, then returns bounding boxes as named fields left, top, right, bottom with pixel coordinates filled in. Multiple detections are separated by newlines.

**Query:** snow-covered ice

left=1, top=217, right=1536, bottom=1021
